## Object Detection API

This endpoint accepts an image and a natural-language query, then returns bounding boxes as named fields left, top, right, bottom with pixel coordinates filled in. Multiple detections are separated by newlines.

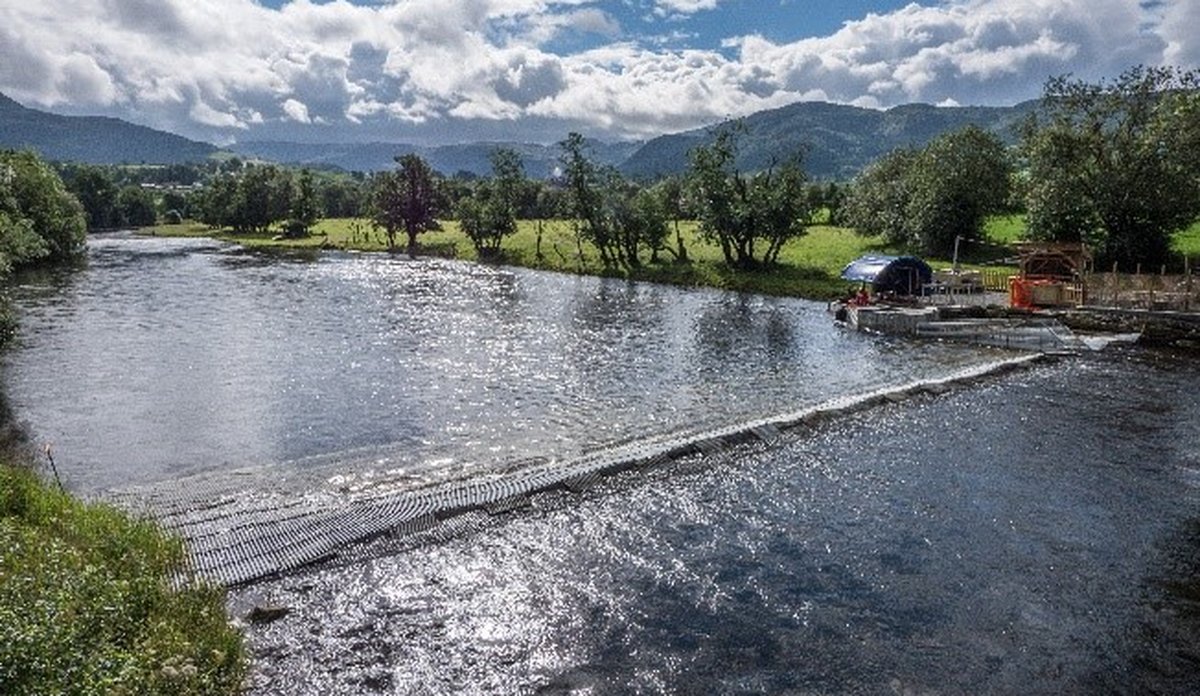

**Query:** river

left=4, top=234, right=1198, bottom=694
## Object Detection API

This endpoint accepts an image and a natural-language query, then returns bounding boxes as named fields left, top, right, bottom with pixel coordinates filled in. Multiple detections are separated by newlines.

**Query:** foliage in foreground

left=0, top=462, right=244, bottom=695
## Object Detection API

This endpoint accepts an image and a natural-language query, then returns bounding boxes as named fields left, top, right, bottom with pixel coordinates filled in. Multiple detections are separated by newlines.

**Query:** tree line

left=364, top=65, right=1198, bottom=272
left=364, top=127, right=822, bottom=269
left=30, top=65, right=1200, bottom=277
left=843, top=65, right=1200, bottom=269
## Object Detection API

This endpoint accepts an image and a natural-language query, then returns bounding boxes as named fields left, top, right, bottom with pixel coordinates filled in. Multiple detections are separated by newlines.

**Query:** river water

left=4, top=234, right=1199, bottom=694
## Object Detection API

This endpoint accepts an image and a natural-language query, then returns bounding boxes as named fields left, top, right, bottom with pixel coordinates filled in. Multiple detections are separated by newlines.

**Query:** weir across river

left=109, top=355, right=1045, bottom=587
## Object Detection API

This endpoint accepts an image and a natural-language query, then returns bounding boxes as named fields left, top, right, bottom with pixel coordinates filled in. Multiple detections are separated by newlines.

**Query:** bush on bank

left=0, top=461, right=245, bottom=695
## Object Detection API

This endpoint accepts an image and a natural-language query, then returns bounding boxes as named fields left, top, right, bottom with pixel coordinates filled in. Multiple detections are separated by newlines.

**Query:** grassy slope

left=0, top=462, right=244, bottom=695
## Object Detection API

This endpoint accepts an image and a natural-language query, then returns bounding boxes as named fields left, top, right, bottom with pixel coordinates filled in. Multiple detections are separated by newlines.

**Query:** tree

left=1021, top=66, right=1200, bottom=268
left=842, top=147, right=919, bottom=245
left=457, top=148, right=524, bottom=259
left=117, top=185, right=157, bottom=228
left=843, top=126, right=1010, bottom=256
left=652, top=175, right=690, bottom=262
left=285, top=169, right=319, bottom=238
left=371, top=154, right=441, bottom=253
left=195, top=173, right=238, bottom=230
left=228, top=165, right=278, bottom=234
left=64, top=165, right=121, bottom=230
left=319, top=175, right=366, bottom=218
left=158, top=190, right=189, bottom=221
left=687, top=124, right=811, bottom=268
left=906, top=126, right=1011, bottom=255
left=0, top=150, right=86, bottom=263
left=559, top=132, right=619, bottom=266
left=613, top=186, right=669, bottom=266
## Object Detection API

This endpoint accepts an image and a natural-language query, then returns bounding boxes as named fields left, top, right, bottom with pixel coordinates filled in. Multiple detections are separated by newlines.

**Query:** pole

left=43, top=443, right=64, bottom=492
left=952, top=235, right=962, bottom=272
left=1112, top=261, right=1119, bottom=308
left=1186, top=256, right=1193, bottom=313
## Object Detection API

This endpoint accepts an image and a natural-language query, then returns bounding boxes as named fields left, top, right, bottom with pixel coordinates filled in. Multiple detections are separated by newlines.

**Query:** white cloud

left=653, top=0, right=722, bottom=18
left=733, top=0, right=1168, bottom=107
left=1161, top=0, right=1200, bottom=67
left=281, top=98, right=312, bottom=124
left=0, top=0, right=1192, bottom=145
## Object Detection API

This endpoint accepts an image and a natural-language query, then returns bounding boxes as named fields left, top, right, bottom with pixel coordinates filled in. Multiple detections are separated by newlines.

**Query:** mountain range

left=1, top=91, right=1041, bottom=180
left=620, top=99, right=1040, bottom=180
left=0, top=92, right=217, bottom=165
left=226, top=139, right=642, bottom=179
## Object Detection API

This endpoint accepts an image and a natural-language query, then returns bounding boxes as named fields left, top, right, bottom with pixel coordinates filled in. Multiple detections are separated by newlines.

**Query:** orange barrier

left=1010, top=278, right=1068, bottom=308
left=1009, top=276, right=1032, bottom=308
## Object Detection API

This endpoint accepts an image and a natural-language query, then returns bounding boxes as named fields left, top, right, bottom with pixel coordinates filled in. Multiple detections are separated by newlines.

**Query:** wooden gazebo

left=1011, top=242, right=1091, bottom=307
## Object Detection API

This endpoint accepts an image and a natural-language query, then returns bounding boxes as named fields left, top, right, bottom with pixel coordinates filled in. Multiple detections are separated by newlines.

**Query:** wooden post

left=1186, top=256, right=1193, bottom=313
left=1112, top=261, right=1119, bottom=307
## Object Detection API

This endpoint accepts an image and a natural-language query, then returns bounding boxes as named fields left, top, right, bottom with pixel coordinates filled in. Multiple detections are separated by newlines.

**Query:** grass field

left=148, top=218, right=1018, bottom=300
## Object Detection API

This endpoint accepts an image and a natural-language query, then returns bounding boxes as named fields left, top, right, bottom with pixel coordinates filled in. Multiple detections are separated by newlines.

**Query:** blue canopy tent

left=840, top=255, right=933, bottom=296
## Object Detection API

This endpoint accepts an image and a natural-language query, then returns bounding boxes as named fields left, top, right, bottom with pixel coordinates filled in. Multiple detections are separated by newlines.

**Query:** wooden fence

left=980, top=268, right=1012, bottom=292
left=1085, top=272, right=1197, bottom=311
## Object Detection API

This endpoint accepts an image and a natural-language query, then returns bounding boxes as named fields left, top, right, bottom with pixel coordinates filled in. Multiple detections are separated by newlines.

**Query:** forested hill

left=231, top=97, right=1037, bottom=180
left=1, top=88, right=1039, bottom=178
left=228, top=139, right=643, bottom=179
left=0, top=92, right=217, bottom=164
left=619, top=100, right=1041, bottom=181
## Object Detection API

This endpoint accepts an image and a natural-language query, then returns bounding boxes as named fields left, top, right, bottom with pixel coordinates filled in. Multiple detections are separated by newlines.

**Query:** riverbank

left=144, top=218, right=979, bottom=301
left=0, top=454, right=245, bottom=694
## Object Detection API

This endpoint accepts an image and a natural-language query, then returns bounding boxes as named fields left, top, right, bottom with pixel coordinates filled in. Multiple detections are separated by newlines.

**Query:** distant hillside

left=0, top=92, right=217, bottom=164
left=0, top=88, right=1042, bottom=178
left=620, top=100, right=1041, bottom=181
left=229, top=139, right=643, bottom=178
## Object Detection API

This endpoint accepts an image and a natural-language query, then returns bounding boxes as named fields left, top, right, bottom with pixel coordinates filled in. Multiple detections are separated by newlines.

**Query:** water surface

left=238, top=349, right=1200, bottom=694
left=5, top=233, right=1007, bottom=493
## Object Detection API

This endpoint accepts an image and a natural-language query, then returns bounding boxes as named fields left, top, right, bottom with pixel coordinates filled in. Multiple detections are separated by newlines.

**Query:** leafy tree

left=559, top=132, right=620, bottom=266
left=525, top=181, right=564, bottom=263
left=0, top=150, right=87, bottom=341
left=285, top=169, right=319, bottom=238
left=319, top=175, right=366, bottom=218
left=195, top=173, right=238, bottom=229
left=0, top=150, right=86, bottom=263
left=906, top=126, right=1011, bottom=255
left=612, top=186, right=669, bottom=266
left=1022, top=127, right=1099, bottom=245
left=64, top=165, right=121, bottom=229
left=228, top=166, right=276, bottom=234
left=843, top=126, right=1010, bottom=256
left=687, top=125, right=811, bottom=267
left=842, top=147, right=919, bottom=245
left=810, top=181, right=847, bottom=225
left=456, top=147, right=525, bottom=259
left=116, top=185, right=157, bottom=228
left=652, top=175, right=690, bottom=262
left=158, top=190, right=189, bottom=220
left=371, top=154, right=442, bottom=253
left=1021, top=66, right=1200, bottom=267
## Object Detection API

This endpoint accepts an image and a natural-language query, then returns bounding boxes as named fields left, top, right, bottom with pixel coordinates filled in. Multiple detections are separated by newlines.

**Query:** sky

left=0, top=0, right=1196, bottom=146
